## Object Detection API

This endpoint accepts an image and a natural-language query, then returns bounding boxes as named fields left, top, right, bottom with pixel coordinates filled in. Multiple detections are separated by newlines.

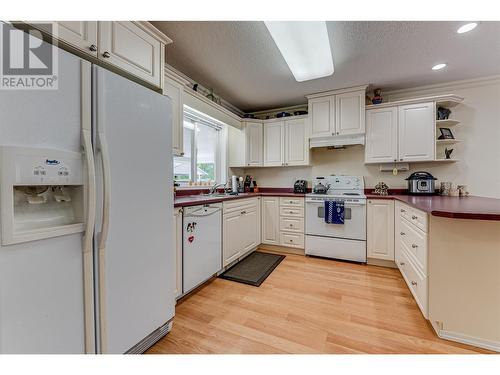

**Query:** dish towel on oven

left=324, top=200, right=344, bottom=224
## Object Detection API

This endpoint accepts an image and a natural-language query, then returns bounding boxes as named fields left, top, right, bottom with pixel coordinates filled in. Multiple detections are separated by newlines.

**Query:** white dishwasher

left=182, top=203, right=222, bottom=294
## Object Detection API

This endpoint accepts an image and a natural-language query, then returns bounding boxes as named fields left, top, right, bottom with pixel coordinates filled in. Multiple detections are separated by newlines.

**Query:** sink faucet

left=209, top=182, right=227, bottom=195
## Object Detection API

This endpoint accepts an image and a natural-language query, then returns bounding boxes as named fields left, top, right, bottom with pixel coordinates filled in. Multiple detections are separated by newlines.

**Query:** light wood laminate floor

left=147, top=250, right=491, bottom=354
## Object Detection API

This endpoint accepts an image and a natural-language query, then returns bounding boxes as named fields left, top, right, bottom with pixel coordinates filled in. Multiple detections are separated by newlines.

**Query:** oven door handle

left=305, top=200, right=366, bottom=206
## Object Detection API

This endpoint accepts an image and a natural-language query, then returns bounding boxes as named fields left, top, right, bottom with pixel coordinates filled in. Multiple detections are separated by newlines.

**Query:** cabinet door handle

left=412, top=215, right=418, bottom=220
left=89, top=44, right=97, bottom=52
left=412, top=244, right=418, bottom=248
left=399, top=262, right=405, bottom=266
left=400, top=232, right=406, bottom=235
left=102, top=51, right=111, bottom=58
left=289, top=210, right=294, bottom=214
left=411, top=281, right=418, bottom=286
left=241, top=210, right=246, bottom=215
left=401, top=209, right=406, bottom=213
left=400, top=158, right=403, bottom=161
left=289, top=224, right=293, bottom=227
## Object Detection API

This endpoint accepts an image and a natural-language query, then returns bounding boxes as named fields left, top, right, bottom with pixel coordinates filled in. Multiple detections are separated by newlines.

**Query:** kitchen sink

left=200, top=193, right=235, bottom=198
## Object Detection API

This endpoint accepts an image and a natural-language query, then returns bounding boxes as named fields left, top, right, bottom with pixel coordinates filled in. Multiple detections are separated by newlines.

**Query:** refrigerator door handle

left=81, top=127, right=96, bottom=354
left=82, top=131, right=96, bottom=252
left=97, top=131, right=111, bottom=252
left=97, top=130, right=111, bottom=353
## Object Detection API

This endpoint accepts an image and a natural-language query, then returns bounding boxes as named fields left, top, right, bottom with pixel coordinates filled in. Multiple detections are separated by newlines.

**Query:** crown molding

left=384, top=75, right=500, bottom=101
left=165, top=64, right=244, bottom=118
left=134, top=21, right=172, bottom=45
left=306, top=84, right=368, bottom=99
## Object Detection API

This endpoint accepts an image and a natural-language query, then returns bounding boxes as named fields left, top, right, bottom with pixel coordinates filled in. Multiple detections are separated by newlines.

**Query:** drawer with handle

left=397, top=245, right=428, bottom=318
left=398, top=203, right=428, bottom=233
left=399, top=218, right=427, bottom=274
left=280, top=232, right=304, bottom=248
left=223, top=197, right=259, bottom=214
left=280, top=206, right=304, bottom=218
left=408, top=208, right=428, bottom=233
left=279, top=197, right=304, bottom=207
left=279, top=216, right=304, bottom=233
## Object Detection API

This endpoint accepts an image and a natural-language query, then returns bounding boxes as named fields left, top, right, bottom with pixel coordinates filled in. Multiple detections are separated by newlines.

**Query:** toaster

left=294, top=180, right=308, bottom=194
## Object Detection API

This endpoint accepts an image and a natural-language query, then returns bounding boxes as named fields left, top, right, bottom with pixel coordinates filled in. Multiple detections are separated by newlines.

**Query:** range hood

left=309, top=134, right=365, bottom=148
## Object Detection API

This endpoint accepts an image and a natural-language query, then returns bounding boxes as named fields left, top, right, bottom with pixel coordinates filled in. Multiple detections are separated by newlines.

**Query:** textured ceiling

left=151, top=21, right=500, bottom=112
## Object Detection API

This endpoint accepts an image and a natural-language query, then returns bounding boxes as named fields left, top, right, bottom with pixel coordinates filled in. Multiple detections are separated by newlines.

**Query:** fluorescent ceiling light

left=264, top=21, right=334, bottom=82
left=457, top=22, right=478, bottom=34
left=432, top=63, right=447, bottom=71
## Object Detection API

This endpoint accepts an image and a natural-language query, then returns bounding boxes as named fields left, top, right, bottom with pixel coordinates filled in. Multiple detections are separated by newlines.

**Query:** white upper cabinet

left=244, top=121, right=263, bottom=167
left=365, top=107, right=398, bottom=163
left=284, top=118, right=309, bottom=166
left=29, top=21, right=171, bottom=89
left=99, top=21, right=164, bottom=88
left=262, top=117, right=309, bottom=167
left=336, top=90, right=365, bottom=135
left=365, top=100, right=439, bottom=164
left=48, top=22, right=98, bottom=57
left=228, top=125, right=246, bottom=168
left=398, top=102, right=435, bottom=162
left=307, top=86, right=367, bottom=139
left=263, top=121, right=284, bottom=166
left=164, top=73, right=188, bottom=156
left=309, top=96, right=335, bottom=138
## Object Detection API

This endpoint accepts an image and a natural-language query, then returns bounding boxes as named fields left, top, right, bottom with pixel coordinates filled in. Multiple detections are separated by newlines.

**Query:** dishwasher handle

left=185, top=206, right=221, bottom=217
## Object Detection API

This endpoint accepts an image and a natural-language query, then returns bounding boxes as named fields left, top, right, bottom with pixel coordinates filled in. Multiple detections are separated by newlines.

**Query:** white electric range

left=305, top=175, right=367, bottom=263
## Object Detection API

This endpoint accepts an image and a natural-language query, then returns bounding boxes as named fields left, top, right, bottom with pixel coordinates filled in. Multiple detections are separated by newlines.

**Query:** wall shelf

left=436, top=119, right=460, bottom=127
left=436, top=98, right=463, bottom=108
left=436, top=139, right=463, bottom=145
left=430, top=159, right=459, bottom=163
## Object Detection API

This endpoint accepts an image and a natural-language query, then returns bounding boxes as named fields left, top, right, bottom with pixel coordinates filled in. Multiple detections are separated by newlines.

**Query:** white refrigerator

left=0, top=38, right=174, bottom=353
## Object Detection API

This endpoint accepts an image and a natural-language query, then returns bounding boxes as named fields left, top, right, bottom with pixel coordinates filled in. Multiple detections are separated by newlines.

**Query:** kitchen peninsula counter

left=366, top=193, right=500, bottom=221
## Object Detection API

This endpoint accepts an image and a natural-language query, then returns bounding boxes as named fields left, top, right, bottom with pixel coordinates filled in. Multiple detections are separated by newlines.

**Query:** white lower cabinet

left=173, top=207, right=183, bottom=299
left=261, top=196, right=280, bottom=245
left=367, top=199, right=395, bottom=261
left=395, top=201, right=429, bottom=318
left=260, top=196, right=305, bottom=249
left=223, top=198, right=260, bottom=267
left=279, top=197, right=305, bottom=248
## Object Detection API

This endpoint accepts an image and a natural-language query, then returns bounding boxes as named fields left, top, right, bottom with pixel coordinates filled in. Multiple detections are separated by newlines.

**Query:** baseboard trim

left=367, top=258, right=397, bottom=268
left=258, top=244, right=305, bottom=256
left=437, top=329, right=500, bottom=353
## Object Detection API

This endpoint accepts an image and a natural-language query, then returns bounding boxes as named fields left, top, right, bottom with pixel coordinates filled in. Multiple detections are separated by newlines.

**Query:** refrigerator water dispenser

left=0, top=146, right=85, bottom=245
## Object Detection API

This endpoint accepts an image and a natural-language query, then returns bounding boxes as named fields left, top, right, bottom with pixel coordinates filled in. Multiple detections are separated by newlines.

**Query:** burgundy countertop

left=174, top=188, right=305, bottom=208
left=366, top=194, right=500, bottom=221
left=175, top=187, right=500, bottom=221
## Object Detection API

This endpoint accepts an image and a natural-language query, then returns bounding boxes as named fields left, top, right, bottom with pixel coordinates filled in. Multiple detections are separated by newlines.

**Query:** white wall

left=243, top=77, right=500, bottom=198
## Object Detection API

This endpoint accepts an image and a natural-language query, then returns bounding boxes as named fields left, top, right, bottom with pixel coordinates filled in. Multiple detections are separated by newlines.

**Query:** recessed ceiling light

left=457, top=22, right=478, bottom=34
left=432, top=63, right=447, bottom=71
left=264, top=21, right=334, bottom=82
